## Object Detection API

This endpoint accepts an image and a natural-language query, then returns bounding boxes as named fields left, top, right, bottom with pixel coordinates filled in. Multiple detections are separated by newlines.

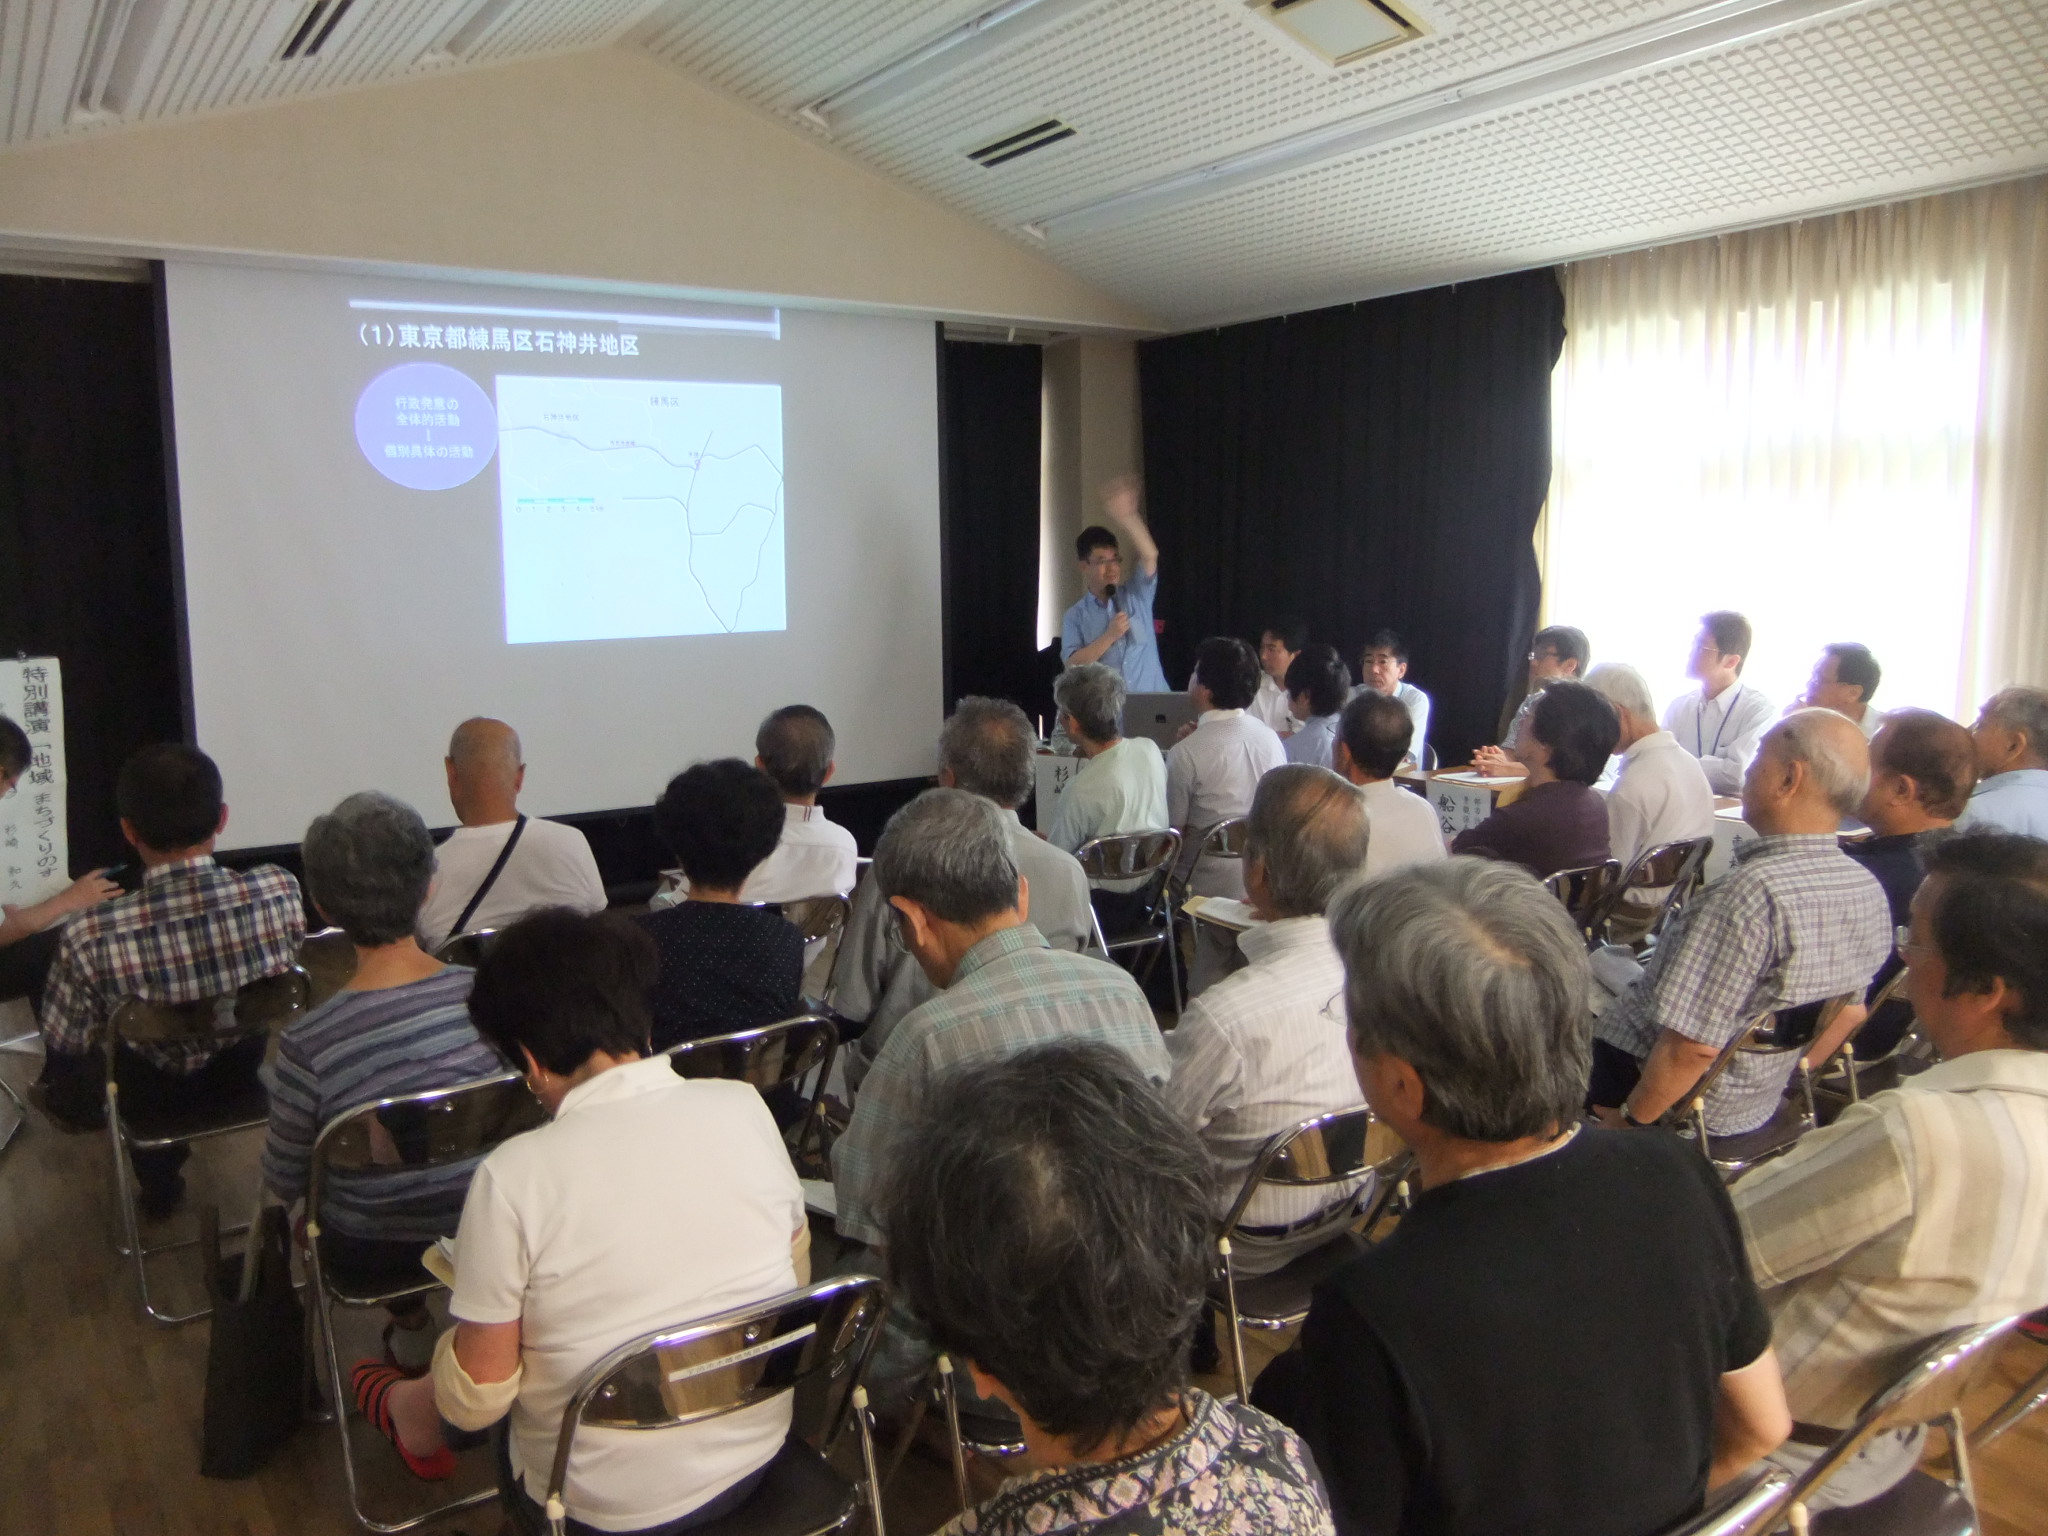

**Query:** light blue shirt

left=1956, top=768, right=2048, bottom=840
left=1062, top=564, right=1170, bottom=693
left=1283, top=712, right=1340, bottom=769
left=1046, top=736, right=1169, bottom=854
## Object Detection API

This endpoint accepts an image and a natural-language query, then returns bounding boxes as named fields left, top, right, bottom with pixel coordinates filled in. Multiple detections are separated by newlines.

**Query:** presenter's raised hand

left=1098, top=475, right=1158, bottom=579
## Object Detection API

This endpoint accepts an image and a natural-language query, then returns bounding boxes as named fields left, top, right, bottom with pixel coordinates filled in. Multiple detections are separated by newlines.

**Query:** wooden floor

left=3, top=1003, right=2045, bottom=1535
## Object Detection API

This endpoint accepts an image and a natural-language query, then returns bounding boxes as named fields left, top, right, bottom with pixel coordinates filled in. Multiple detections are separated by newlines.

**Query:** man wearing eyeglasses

left=1664, top=611, right=1775, bottom=795
left=1060, top=475, right=1170, bottom=693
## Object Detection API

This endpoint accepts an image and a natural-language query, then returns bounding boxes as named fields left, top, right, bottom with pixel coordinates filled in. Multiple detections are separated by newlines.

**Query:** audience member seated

left=886, top=1041, right=1335, bottom=1536
left=1734, top=832, right=2048, bottom=1509
left=830, top=698, right=1094, bottom=1088
left=1473, top=623, right=1590, bottom=774
left=1353, top=628, right=1431, bottom=762
left=1167, top=635, right=1287, bottom=898
left=740, top=704, right=859, bottom=903
left=1164, top=765, right=1370, bottom=1278
left=0, top=714, right=118, bottom=1015
left=1450, top=680, right=1618, bottom=878
left=1957, top=686, right=2048, bottom=838
left=415, top=718, right=606, bottom=952
left=1281, top=644, right=1351, bottom=770
left=1585, top=661, right=1716, bottom=875
left=34, top=744, right=304, bottom=1217
left=830, top=789, right=1166, bottom=1258
left=1815, top=709, right=1976, bottom=1063
left=636, top=760, right=802, bottom=1052
left=354, top=908, right=809, bottom=1524
left=1589, top=711, right=1890, bottom=1136
left=1798, top=642, right=1884, bottom=740
left=1333, top=692, right=1447, bottom=877
left=1252, top=615, right=1308, bottom=735
left=1665, top=610, right=1775, bottom=795
left=1045, top=662, right=1169, bottom=856
left=261, top=792, right=504, bottom=1360
left=1253, top=858, right=1789, bottom=1536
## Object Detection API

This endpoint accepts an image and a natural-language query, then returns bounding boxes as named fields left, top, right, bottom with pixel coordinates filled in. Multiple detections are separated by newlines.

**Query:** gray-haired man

left=1045, top=663, right=1169, bottom=856
left=1957, top=686, right=2048, bottom=839
left=829, top=698, right=1093, bottom=1089
left=828, top=789, right=1166, bottom=1250
left=1164, top=765, right=1372, bottom=1277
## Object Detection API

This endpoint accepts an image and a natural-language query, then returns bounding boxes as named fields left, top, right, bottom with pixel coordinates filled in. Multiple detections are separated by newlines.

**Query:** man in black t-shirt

left=1253, top=858, right=1790, bottom=1536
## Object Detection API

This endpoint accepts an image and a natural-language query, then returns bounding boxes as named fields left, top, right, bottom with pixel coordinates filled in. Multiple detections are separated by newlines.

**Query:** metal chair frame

left=1971, top=1342, right=2048, bottom=1452
left=1173, top=818, right=1250, bottom=968
left=529, top=1275, right=890, bottom=1536
left=0, top=1023, right=34, bottom=1154
left=1543, top=859, right=1624, bottom=945
left=1213, top=1105, right=1412, bottom=1401
left=1610, top=835, right=1717, bottom=949
left=1652, top=1467, right=1794, bottom=1536
left=1746, top=1316, right=2024, bottom=1534
left=432, top=928, right=499, bottom=968
left=1665, top=992, right=1858, bottom=1180
left=932, top=1351, right=1026, bottom=1509
left=299, top=926, right=360, bottom=1011
left=773, top=894, right=854, bottom=1007
left=1801, top=969, right=1910, bottom=1112
left=104, top=964, right=312, bottom=1325
left=304, top=1070, right=548, bottom=1533
left=662, top=1015, right=839, bottom=1163
left=1074, top=829, right=1184, bottom=1016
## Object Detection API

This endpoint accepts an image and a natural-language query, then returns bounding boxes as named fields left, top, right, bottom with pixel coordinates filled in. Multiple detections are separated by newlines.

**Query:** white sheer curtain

left=1545, top=177, right=2048, bottom=724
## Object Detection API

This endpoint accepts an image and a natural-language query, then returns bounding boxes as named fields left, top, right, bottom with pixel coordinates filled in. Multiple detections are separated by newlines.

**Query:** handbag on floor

left=199, top=1203, right=306, bottom=1478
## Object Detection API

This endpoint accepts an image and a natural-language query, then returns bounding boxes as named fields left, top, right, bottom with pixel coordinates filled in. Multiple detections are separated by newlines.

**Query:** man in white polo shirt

left=741, top=705, right=859, bottom=903
left=1334, top=691, right=1447, bottom=878
left=415, top=718, right=607, bottom=951
left=1664, top=611, right=1775, bottom=795
left=1586, top=662, right=1717, bottom=875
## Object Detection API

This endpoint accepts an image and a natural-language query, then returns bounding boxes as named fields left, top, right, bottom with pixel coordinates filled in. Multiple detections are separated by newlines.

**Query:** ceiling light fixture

left=1027, top=0, right=1883, bottom=240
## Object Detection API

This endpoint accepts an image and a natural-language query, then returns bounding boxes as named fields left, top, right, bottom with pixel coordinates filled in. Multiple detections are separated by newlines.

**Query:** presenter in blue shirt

left=1061, top=476, right=1171, bottom=693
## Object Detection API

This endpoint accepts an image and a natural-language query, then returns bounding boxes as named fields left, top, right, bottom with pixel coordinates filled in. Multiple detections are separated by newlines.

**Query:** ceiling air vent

left=277, top=0, right=357, bottom=61
left=967, top=118, right=1077, bottom=169
left=1253, top=0, right=1426, bottom=68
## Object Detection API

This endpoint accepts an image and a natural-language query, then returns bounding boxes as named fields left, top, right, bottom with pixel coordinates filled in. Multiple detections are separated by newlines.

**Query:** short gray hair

left=1054, top=664, right=1126, bottom=745
left=1246, top=765, right=1370, bottom=918
left=1773, top=707, right=1871, bottom=819
left=302, top=791, right=435, bottom=947
left=939, top=696, right=1037, bottom=808
left=1583, top=662, right=1654, bottom=722
left=1329, top=858, right=1591, bottom=1142
left=873, top=788, right=1020, bottom=925
left=1986, top=687, right=2048, bottom=764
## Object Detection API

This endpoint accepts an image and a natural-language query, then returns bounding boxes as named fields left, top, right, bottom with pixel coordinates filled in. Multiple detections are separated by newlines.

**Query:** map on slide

left=495, top=376, right=785, bottom=644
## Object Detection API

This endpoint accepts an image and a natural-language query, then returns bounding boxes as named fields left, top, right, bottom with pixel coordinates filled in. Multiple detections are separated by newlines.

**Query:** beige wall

left=0, top=49, right=1157, bottom=333
left=1038, top=335, right=1143, bottom=642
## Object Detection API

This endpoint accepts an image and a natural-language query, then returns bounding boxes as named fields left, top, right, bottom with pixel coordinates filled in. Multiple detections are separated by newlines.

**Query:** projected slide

left=496, top=376, right=785, bottom=644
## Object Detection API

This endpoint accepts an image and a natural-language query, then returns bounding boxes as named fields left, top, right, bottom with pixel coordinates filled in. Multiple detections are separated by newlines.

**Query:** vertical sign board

left=0, top=657, right=67, bottom=905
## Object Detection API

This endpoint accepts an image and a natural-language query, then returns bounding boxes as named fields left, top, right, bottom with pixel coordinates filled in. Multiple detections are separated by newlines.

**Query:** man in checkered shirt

left=1589, top=710, right=1889, bottom=1136
left=35, top=744, right=304, bottom=1215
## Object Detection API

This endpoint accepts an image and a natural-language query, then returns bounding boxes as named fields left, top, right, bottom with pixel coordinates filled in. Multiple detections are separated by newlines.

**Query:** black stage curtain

left=0, top=274, right=183, bottom=870
left=940, top=336, right=1052, bottom=720
left=1138, top=269, right=1566, bottom=766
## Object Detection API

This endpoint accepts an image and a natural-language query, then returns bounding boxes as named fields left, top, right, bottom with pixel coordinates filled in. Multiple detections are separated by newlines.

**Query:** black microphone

left=1105, top=583, right=1119, bottom=611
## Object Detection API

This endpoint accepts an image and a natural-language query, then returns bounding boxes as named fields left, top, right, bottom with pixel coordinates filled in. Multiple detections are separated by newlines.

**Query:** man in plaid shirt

left=35, top=744, right=304, bottom=1215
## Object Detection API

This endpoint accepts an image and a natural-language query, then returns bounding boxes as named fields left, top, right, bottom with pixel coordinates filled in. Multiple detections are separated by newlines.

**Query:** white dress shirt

left=416, top=816, right=607, bottom=950
left=1046, top=736, right=1169, bottom=854
left=1605, top=730, right=1718, bottom=874
left=1359, top=779, right=1448, bottom=877
left=1662, top=683, right=1775, bottom=795
left=1250, top=673, right=1297, bottom=736
left=1167, top=710, right=1288, bottom=897
left=740, top=804, right=858, bottom=904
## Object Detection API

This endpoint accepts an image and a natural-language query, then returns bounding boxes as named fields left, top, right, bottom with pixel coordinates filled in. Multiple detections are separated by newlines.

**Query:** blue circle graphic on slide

left=355, top=361, right=496, bottom=490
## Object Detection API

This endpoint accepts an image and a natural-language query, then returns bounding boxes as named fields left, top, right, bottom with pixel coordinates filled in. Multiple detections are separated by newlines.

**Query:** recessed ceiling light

left=1254, top=0, right=1426, bottom=68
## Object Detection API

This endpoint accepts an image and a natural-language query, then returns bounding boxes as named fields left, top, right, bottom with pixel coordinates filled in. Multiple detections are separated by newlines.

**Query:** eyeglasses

left=1083, top=554, right=1121, bottom=570
left=1894, top=924, right=1925, bottom=960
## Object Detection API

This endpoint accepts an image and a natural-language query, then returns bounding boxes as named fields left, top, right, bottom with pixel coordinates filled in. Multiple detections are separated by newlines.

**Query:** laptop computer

left=1123, top=691, right=1199, bottom=749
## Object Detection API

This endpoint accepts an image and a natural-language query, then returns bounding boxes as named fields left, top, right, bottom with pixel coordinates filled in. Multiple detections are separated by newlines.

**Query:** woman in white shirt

left=351, top=908, right=810, bottom=1534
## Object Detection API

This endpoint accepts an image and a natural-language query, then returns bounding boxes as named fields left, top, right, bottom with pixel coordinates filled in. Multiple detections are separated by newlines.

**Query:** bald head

left=445, top=717, right=525, bottom=825
left=1744, top=707, right=1870, bottom=832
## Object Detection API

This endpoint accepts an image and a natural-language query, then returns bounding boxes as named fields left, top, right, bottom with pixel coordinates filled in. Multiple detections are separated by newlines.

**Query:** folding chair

left=505, top=1275, right=890, bottom=1536
left=1748, top=1315, right=2024, bottom=1536
left=104, top=965, right=312, bottom=1324
left=1074, top=829, right=1183, bottom=1015
left=1543, top=859, right=1624, bottom=945
left=1649, top=1467, right=1793, bottom=1536
left=775, top=894, right=852, bottom=1006
left=663, top=1015, right=839, bottom=1162
left=1970, top=1335, right=2048, bottom=1452
left=1210, top=1105, right=1412, bottom=1401
left=1606, top=836, right=1716, bottom=949
left=1184, top=817, right=1250, bottom=897
left=932, top=1351, right=1027, bottom=1509
left=1801, top=969, right=1909, bottom=1115
left=0, top=1018, right=33, bottom=1154
left=433, top=928, right=499, bottom=968
left=300, top=926, right=359, bottom=1010
left=1661, top=992, right=1858, bottom=1181
left=305, top=1071, right=547, bottom=1533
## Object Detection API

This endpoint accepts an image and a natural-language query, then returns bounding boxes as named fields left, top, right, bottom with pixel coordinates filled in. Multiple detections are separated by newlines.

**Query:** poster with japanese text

left=0, top=657, right=67, bottom=906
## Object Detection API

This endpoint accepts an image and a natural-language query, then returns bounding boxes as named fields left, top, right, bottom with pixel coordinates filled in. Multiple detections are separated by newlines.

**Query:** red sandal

left=351, top=1359, right=456, bottom=1480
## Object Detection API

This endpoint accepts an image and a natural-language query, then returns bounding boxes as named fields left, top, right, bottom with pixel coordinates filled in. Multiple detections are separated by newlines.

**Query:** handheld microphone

left=1105, top=583, right=1119, bottom=611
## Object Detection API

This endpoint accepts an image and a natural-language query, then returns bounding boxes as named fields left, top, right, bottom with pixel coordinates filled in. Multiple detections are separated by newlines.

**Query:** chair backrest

left=1651, top=1467, right=1793, bottom=1536
left=305, top=1070, right=546, bottom=1217
left=1219, top=1106, right=1405, bottom=1235
left=777, top=893, right=850, bottom=949
left=1543, top=860, right=1623, bottom=941
left=1668, top=992, right=1855, bottom=1130
left=1074, top=829, right=1182, bottom=885
left=299, top=928, right=359, bottom=1009
left=663, top=1014, right=838, bottom=1102
left=542, top=1275, right=887, bottom=1510
left=107, top=964, right=313, bottom=1056
left=1617, top=835, right=1716, bottom=937
left=434, top=928, right=499, bottom=968
left=1199, top=817, right=1251, bottom=859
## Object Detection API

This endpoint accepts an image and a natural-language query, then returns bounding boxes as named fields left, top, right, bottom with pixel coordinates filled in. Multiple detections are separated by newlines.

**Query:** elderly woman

left=884, top=1039, right=1335, bottom=1536
left=353, top=908, right=811, bottom=1528
left=638, top=759, right=803, bottom=1051
left=262, top=791, right=504, bottom=1362
left=1451, top=679, right=1619, bottom=878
